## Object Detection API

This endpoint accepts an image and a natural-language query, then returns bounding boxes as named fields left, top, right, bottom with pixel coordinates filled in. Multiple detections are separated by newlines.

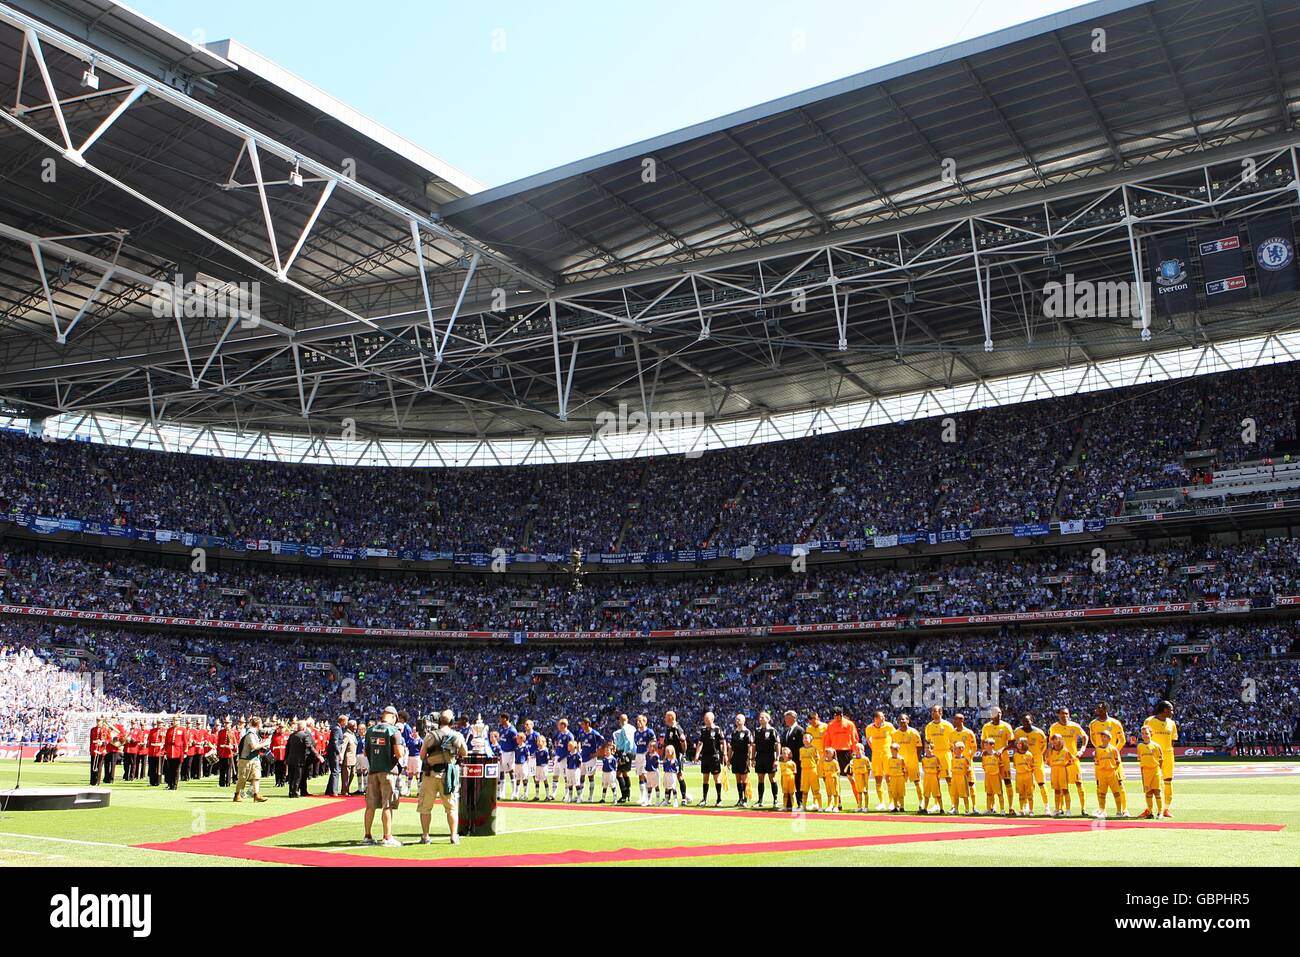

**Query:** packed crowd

left=2, top=615, right=1295, bottom=750
left=3, top=536, right=1299, bottom=633
left=1, top=364, right=1294, bottom=554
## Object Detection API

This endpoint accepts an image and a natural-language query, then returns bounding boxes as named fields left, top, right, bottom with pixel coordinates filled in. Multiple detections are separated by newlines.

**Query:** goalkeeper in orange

left=1135, top=725, right=1165, bottom=819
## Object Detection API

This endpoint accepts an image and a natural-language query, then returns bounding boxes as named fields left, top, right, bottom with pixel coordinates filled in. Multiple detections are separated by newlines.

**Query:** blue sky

left=129, top=0, right=1091, bottom=189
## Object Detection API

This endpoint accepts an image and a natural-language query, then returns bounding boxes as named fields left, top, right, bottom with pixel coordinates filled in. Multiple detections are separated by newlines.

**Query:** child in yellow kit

left=1093, top=729, right=1128, bottom=819
left=778, top=747, right=799, bottom=812
left=1012, top=738, right=1035, bottom=816
left=1048, top=733, right=1078, bottom=817
left=885, top=743, right=908, bottom=811
left=820, top=747, right=842, bottom=812
left=921, top=744, right=944, bottom=814
left=950, top=741, right=973, bottom=814
left=980, top=740, right=1005, bottom=814
left=798, top=733, right=822, bottom=811
left=1135, top=726, right=1164, bottom=819
left=848, top=743, right=872, bottom=812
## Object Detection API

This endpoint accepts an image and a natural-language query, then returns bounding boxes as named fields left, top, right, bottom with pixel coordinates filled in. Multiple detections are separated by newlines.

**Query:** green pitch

left=0, top=760, right=1294, bottom=867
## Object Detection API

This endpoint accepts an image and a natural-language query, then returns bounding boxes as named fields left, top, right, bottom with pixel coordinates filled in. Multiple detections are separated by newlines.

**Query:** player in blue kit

left=549, top=718, right=575, bottom=801
left=511, top=732, right=531, bottom=799
left=642, top=741, right=662, bottom=806
left=496, top=713, right=517, bottom=798
left=531, top=736, right=550, bottom=801
left=577, top=718, right=605, bottom=803
left=662, top=745, right=682, bottom=808
left=599, top=743, right=618, bottom=803
left=633, top=714, right=656, bottom=805
left=398, top=712, right=422, bottom=797
left=563, top=740, right=583, bottom=802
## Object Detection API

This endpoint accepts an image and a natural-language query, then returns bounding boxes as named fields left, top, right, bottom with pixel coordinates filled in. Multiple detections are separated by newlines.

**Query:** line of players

left=481, top=701, right=1181, bottom=820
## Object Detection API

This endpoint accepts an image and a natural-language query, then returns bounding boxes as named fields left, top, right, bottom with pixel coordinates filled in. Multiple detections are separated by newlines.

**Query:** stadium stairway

left=614, top=463, right=651, bottom=553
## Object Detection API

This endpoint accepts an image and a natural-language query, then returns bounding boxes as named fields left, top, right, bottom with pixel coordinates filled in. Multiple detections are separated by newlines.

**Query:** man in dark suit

left=285, top=720, right=319, bottom=798
left=325, top=715, right=347, bottom=796
left=780, top=710, right=806, bottom=806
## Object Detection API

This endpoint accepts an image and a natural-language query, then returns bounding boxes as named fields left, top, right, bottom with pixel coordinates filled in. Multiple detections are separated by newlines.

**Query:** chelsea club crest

left=1256, top=236, right=1295, bottom=272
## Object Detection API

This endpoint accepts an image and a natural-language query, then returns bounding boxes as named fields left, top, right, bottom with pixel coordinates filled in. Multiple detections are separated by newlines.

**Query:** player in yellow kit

left=884, top=743, right=907, bottom=811
left=1049, top=707, right=1089, bottom=815
left=950, top=742, right=973, bottom=814
left=950, top=714, right=978, bottom=811
left=1092, top=730, right=1128, bottom=818
left=820, top=747, right=842, bottom=811
left=1013, top=713, right=1049, bottom=810
left=778, top=747, right=799, bottom=812
left=892, top=714, right=924, bottom=810
left=805, top=711, right=827, bottom=755
left=924, top=706, right=955, bottom=803
left=1135, top=726, right=1165, bottom=819
left=848, top=743, right=872, bottom=812
left=798, top=733, right=822, bottom=811
left=979, top=740, right=1005, bottom=814
left=1047, top=733, right=1079, bottom=816
left=1011, top=738, right=1036, bottom=816
left=921, top=744, right=944, bottom=814
left=981, top=706, right=1017, bottom=813
left=1143, top=701, right=1179, bottom=817
left=865, top=711, right=897, bottom=810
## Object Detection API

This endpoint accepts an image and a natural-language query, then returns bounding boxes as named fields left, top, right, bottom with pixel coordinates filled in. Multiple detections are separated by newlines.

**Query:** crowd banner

left=0, top=597, right=1267, bottom=645
left=1147, top=231, right=1195, bottom=315
left=1197, top=224, right=1250, bottom=306
left=1, top=497, right=1293, bottom=572
left=1247, top=210, right=1300, bottom=298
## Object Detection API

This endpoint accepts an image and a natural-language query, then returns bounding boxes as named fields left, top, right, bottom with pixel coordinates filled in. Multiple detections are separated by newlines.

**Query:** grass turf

left=0, top=759, right=1295, bottom=867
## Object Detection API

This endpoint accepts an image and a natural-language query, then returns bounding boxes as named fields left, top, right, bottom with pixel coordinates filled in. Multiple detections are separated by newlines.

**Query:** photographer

left=362, top=706, right=406, bottom=848
left=233, top=717, right=269, bottom=803
left=418, top=709, right=468, bottom=845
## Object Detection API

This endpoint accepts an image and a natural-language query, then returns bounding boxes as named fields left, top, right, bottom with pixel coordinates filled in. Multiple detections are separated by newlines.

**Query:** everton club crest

left=1156, top=257, right=1187, bottom=287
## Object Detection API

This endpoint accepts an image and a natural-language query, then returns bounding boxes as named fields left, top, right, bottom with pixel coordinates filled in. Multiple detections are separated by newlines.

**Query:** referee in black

left=780, top=710, right=805, bottom=806
left=662, top=711, right=690, bottom=804
left=728, top=713, right=755, bottom=809
left=694, top=711, right=726, bottom=806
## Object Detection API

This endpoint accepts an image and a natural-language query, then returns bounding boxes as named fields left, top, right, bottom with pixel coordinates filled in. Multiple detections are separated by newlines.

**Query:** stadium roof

left=1, top=0, right=1300, bottom=459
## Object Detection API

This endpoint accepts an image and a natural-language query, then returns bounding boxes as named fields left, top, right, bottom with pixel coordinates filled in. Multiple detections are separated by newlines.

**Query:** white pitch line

left=500, top=812, right=683, bottom=835
left=0, top=831, right=131, bottom=849
left=0, top=847, right=66, bottom=859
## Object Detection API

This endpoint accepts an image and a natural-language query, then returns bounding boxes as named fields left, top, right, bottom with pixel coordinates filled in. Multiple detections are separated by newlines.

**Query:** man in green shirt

left=362, top=706, right=406, bottom=847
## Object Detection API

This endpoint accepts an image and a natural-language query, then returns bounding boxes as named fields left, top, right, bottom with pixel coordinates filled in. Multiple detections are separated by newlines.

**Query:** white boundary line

left=0, top=830, right=131, bottom=848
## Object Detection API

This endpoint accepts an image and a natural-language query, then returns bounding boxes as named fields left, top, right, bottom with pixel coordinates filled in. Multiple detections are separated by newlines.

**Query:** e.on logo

left=49, top=887, right=152, bottom=938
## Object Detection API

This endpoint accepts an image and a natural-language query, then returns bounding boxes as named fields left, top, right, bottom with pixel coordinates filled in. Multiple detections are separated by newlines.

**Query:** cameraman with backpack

left=418, top=709, right=468, bottom=845
left=361, top=706, right=406, bottom=848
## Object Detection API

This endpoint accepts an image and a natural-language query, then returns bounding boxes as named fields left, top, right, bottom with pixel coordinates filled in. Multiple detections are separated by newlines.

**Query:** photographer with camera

left=361, top=706, right=406, bottom=847
left=233, top=716, right=269, bottom=803
left=417, top=709, right=468, bottom=845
